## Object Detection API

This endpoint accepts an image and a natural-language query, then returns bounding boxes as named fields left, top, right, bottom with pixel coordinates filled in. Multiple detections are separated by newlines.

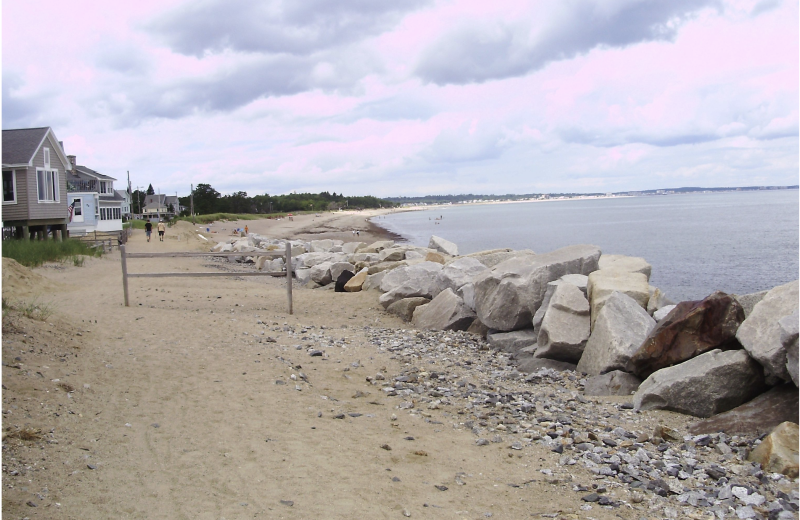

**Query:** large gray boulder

left=379, top=247, right=406, bottom=262
left=342, top=241, right=366, bottom=254
left=780, top=310, right=799, bottom=386
left=379, top=262, right=442, bottom=294
left=633, top=349, right=767, bottom=418
left=362, top=271, right=386, bottom=291
left=531, top=281, right=560, bottom=333
left=584, top=370, right=642, bottom=396
left=297, top=251, right=346, bottom=268
left=735, top=280, right=799, bottom=384
left=733, top=289, right=769, bottom=318
left=294, top=267, right=312, bottom=285
left=534, top=283, right=591, bottom=363
left=309, top=262, right=333, bottom=285
left=576, top=292, right=656, bottom=376
left=457, top=283, right=476, bottom=311
left=329, top=262, right=355, bottom=282
left=473, top=245, right=601, bottom=331
left=587, top=270, right=650, bottom=329
left=487, top=329, right=538, bottom=356
left=412, top=289, right=475, bottom=331
left=598, top=254, right=652, bottom=280
left=688, top=384, right=799, bottom=436
left=432, top=257, right=488, bottom=297
left=309, top=239, right=335, bottom=252
left=428, top=235, right=459, bottom=256
left=387, top=297, right=431, bottom=322
left=466, top=249, right=532, bottom=268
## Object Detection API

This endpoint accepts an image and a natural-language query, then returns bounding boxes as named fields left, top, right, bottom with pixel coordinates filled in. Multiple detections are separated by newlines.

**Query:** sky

left=3, top=0, right=798, bottom=198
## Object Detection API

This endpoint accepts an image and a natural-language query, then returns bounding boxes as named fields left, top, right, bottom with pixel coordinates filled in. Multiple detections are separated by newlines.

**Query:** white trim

left=3, top=170, right=17, bottom=204
left=43, top=147, right=51, bottom=169
left=31, top=128, right=71, bottom=170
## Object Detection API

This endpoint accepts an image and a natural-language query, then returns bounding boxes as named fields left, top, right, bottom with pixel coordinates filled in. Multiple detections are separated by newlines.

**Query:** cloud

left=2, top=72, right=56, bottom=129
left=421, top=122, right=508, bottom=163
left=146, top=0, right=430, bottom=57
left=415, top=0, right=720, bottom=85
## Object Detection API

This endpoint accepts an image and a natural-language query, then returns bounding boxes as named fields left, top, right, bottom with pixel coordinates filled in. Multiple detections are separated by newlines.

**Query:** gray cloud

left=147, top=0, right=430, bottom=57
left=331, top=95, right=437, bottom=124
left=416, top=0, right=720, bottom=85
left=94, top=42, right=151, bottom=75
left=421, top=125, right=507, bottom=164
left=751, top=0, right=782, bottom=17
left=2, top=72, right=53, bottom=129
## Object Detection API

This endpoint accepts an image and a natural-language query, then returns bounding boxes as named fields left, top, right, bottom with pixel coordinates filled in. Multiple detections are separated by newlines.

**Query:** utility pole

left=135, top=186, right=143, bottom=219
left=190, top=184, right=195, bottom=225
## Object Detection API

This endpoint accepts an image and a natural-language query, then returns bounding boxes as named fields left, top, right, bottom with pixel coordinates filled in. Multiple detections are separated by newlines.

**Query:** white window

left=99, top=181, right=112, bottom=194
left=36, top=168, right=59, bottom=202
left=3, top=170, right=17, bottom=204
left=43, top=148, right=50, bottom=169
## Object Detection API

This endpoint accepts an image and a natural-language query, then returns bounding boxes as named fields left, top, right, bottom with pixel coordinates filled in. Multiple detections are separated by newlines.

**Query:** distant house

left=65, top=156, right=123, bottom=234
left=115, top=188, right=131, bottom=218
left=143, top=193, right=167, bottom=219
left=2, top=127, right=70, bottom=240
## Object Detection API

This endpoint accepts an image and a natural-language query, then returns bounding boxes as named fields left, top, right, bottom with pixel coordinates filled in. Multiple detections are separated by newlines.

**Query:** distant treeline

left=175, top=184, right=398, bottom=215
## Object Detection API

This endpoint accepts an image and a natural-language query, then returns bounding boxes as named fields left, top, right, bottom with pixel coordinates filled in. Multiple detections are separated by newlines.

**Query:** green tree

left=192, top=183, right=220, bottom=215
left=147, top=184, right=155, bottom=195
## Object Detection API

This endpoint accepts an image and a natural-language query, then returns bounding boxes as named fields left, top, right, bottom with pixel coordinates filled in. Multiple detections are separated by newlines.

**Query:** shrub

left=2, top=238, right=98, bottom=267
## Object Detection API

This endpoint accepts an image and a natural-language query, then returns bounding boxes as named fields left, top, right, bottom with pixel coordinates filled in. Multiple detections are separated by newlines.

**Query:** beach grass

left=2, top=238, right=102, bottom=268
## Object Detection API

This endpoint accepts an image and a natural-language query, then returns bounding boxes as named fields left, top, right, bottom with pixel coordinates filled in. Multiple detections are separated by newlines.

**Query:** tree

left=147, top=184, right=155, bottom=195
left=192, top=183, right=220, bottom=215
left=168, top=203, right=175, bottom=214
left=131, top=189, right=147, bottom=214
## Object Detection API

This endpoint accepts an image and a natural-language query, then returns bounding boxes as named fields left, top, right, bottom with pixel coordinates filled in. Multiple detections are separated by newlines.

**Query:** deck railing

left=67, top=180, right=98, bottom=192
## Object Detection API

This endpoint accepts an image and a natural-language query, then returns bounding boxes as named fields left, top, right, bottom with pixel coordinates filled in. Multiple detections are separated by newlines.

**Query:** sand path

left=2, top=220, right=634, bottom=519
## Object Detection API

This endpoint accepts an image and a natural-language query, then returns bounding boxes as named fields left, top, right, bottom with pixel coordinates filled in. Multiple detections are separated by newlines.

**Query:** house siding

left=1, top=168, right=29, bottom=221
left=28, top=135, right=68, bottom=221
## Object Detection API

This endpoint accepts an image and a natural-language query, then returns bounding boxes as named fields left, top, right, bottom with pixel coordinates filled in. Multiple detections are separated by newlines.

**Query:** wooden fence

left=120, top=243, right=294, bottom=313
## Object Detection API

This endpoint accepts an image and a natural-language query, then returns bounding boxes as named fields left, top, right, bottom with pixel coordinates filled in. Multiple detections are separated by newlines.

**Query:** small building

left=65, top=156, right=123, bottom=234
left=2, top=127, right=70, bottom=240
left=115, top=188, right=132, bottom=218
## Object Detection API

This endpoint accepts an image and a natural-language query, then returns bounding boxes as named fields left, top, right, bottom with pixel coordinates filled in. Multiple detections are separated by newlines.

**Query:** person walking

left=157, top=220, right=166, bottom=241
left=145, top=220, right=153, bottom=242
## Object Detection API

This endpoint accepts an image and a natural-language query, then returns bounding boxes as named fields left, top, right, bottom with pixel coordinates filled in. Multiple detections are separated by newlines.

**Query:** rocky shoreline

left=211, top=231, right=799, bottom=518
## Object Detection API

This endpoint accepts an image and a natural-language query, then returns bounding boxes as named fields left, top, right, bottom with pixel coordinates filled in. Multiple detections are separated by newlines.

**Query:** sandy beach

left=2, top=216, right=791, bottom=519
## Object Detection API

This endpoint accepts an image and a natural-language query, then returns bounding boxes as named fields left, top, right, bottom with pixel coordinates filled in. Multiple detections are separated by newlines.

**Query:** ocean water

left=375, top=190, right=799, bottom=302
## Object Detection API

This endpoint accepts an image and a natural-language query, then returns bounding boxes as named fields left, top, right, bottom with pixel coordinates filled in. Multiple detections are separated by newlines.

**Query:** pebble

left=361, top=327, right=798, bottom=517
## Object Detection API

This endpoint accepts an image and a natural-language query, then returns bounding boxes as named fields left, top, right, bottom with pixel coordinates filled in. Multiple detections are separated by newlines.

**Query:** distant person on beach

left=145, top=221, right=153, bottom=242
left=157, top=220, right=166, bottom=241
left=245, top=225, right=248, bottom=235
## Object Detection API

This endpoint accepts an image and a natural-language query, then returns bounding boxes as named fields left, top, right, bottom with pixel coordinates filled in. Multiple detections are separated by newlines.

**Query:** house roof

left=2, top=127, right=70, bottom=169
left=74, top=165, right=116, bottom=181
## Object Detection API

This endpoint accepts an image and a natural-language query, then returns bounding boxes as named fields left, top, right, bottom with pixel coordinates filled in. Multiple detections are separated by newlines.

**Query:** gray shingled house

left=2, top=127, right=70, bottom=240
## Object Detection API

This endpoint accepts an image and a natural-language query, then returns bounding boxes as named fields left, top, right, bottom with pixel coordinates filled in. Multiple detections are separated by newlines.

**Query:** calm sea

left=375, top=190, right=799, bottom=302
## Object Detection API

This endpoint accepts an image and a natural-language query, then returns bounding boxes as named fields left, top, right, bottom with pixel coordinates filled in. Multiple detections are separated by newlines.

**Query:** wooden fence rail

left=120, top=243, right=293, bottom=313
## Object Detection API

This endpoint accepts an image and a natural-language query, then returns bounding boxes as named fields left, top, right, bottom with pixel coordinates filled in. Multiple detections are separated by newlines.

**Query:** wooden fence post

left=121, top=245, right=130, bottom=307
left=286, top=241, right=293, bottom=315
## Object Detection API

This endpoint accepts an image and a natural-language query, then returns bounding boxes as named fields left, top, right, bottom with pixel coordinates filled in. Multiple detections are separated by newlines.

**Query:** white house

left=65, top=156, right=123, bottom=234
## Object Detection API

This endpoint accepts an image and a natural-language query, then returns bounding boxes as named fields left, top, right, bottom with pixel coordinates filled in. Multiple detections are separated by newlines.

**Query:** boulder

left=473, top=244, right=601, bottom=331
left=379, top=262, right=442, bottom=295
left=349, top=252, right=381, bottom=263
left=746, top=422, right=799, bottom=478
left=379, top=285, right=425, bottom=309
left=294, top=267, right=312, bottom=285
left=334, top=271, right=355, bottom=292
left=531, top=281, right=560, bottom=333
left=779, top=310, right=799, bottom=386
left=297, top=251, right=346, bottom=268
left=457, top=283, right=476, bottom=311
left=487, top=329, right=538, bottom=356
left=342, top=242, right=366, bottom=254
left=647, top=287, right=674, bottom=315
left=587, top=270, right=650, bottom=329
left=653, top=305, right=676, bottom=323
left=379, top=247, right=406, bottom=262
left=329, top=262, right=355, bottom=282
left=627, top=291, right=745, bottom=379
left=424, top=251, right=447, bottom=264
left=362, top=271, right=386, bottom=291
left=255, top=255, right=270, bottom=270
left=735, top=280, right=799, bottom=383
left=584, top=371, right=642, bottom=396
left=432, top=257, right=488, bottom=297
left=367, top=261, right=404, bottom=275
left=404, top=250, right=425, bottom=260
left=633, top=349, right=767, bottom=418
left=466, top=318, right=489, bottom=338
left=576, top=292, right=656, bottom=376
left=309, top=262, right=333, bottom=285
left=688, top=384, right=799, bottom=436
left=428, top=235, right=459, bottom=256
left=466, top=248, right=523, bottom=268
left=535, top=283, right=591, bottom=363
left=361, top=240, right=395, bottom=252
left=560, top=274, right=588, bottom=296
left=598, top=254, right=652, bottom=280
left=387, top=297, right=431, bottom=322
left=412, top=288, right=475, bottom=331
left=344, top=269, right=368, bottom=292
left=733, top=289, right=769, bottom=318
left=309, top=239, right=335, bottom=252
left=268, top=258, right=285, bottom=272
